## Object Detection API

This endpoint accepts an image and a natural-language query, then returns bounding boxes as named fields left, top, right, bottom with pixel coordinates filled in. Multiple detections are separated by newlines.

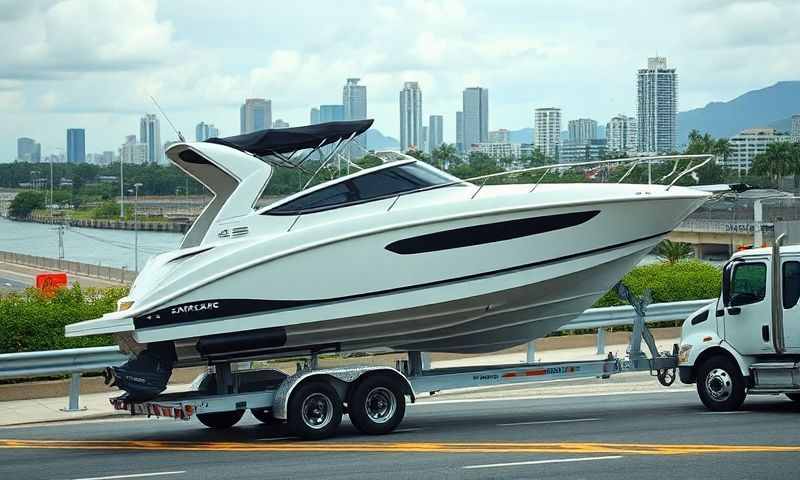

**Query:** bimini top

left=204, top=119, right=373, bottom=156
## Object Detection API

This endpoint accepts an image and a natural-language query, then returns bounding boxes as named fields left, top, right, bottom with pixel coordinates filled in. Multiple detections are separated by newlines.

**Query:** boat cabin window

left=266, top=162, right=457, bottom=215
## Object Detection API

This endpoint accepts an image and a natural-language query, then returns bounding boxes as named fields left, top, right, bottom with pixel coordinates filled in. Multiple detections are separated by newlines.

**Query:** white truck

left=678, top=235, right=800, bottom=411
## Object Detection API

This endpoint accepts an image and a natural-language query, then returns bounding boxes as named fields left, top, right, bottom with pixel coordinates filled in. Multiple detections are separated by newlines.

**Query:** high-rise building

left=240, top=98, right=272, bottom=134
left=489, top=129, right=510, bottom=144
left=792, top=114, right=800, bottom=142
left=725, top=128, right=792, bottom=174
left=120, top=135, right=147, bottom=165
left=319, top=104, right=345, bottom=123
left=560, top=139, right=608, bottom=163
left=455, top=111, right=464, bottom=154
left=17, top=137, right=41, bottom=163
left=343, top=78, right=367, bottom=157
left=310, top=107, right=321, bottom=125
left=66, top=128, right=86, bottom=164
left=399, top=81, right=423, bottom=152
left=568, top=119, right=598, bottom=142
left=637, top=56, right=678, bottom=153
left=102, top=151, right=114, bottom=165
left=139, top=114, right=162, bottom=163
left=273, top=119, right=290, bottom=129
left=471, top=142, right=522, bottom=160
left=534, top=108, right=562, bottom=160
left=195, top=122, right=219, bottom=141
left=462, top=87, right=489, bottom=150
left=606, top=115, right=637, bottom=154
left=428, top=115, right=444, bottom=152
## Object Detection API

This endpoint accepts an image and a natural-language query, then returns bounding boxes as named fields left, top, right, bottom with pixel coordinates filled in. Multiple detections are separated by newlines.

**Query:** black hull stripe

left=134, top=230, right=668, bottom=329
left=386, top=210, right=600, bottom=254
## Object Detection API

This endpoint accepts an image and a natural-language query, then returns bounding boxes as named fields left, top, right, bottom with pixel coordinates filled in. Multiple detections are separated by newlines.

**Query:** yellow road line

left=1, top=439, right=799, bottom=455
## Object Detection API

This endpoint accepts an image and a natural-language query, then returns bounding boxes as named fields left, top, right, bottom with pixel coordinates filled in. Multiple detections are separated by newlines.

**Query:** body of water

left=0, top=217, right=183, bottom=269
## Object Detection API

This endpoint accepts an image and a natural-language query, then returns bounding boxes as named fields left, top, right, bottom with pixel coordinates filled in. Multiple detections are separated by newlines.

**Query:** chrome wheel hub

left=301, top=393, right=333, bottom=429
left=706, top=368, right=733, bottom=402
left=365, top=387, right=396, bottom=424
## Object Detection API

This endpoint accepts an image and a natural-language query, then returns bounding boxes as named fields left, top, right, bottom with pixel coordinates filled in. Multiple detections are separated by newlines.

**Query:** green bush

left=0, top=285, right=127, bottom=353
left=594, top=260, right=721, bottom=308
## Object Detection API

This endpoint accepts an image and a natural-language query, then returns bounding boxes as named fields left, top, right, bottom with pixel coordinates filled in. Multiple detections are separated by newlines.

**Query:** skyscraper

left=488, top=129, right=510, bottom=143
left=567, top=119, right=598, bottom=142
left=462, top=87, right=489, bottom=150
left=637, top=56, right=678, bottom=153
left=399, top=81, right=423, bottom=152
left=343, top=78, right=367, bottom=157
left=456, top=111, right=464, bottom=154
left=195, top=122, right=219, bottom=141
left=534, top=108, right=561, bottom=160
left=319, top=104, right=345, bottom=123
left=428, top=115, right=444, bottom=152
left=66, top=128, right=86, bottom=164
left=140, top=114, right=162, bottom=163
left=17, top=137, right=41, bottom=162
left=240, top=98, right=272, bottom=134
left=310, top=107, right=321, bottom=125
left=606, top=115, right=637, bottom=154
left=120, top=135, right=147, bottom=165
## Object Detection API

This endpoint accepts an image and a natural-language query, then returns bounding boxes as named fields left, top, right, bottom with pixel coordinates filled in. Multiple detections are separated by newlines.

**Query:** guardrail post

left=596, top=328, right=606, bottom=355
left=61, top=373, right=85, bottom=412
left=526, top=341, right=536, bottom=363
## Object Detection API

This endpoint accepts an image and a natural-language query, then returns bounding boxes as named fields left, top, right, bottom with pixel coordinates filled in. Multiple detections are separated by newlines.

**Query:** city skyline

left=2, top=1, right=797, bottom=161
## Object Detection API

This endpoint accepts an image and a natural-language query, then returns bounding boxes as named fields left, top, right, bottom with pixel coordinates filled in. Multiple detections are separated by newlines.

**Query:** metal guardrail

left=0, top=298, right=715, bottom=412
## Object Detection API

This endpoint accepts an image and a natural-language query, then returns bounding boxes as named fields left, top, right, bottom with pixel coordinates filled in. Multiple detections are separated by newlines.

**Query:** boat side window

left=783, top=261, right=800, bottom=309
left=729, top=263, right=767, bottom=307
left=267, top=162, right=455, bottom=215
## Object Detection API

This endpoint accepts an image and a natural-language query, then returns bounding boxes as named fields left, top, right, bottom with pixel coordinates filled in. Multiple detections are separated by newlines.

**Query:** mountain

left=768, top=116, right=794, bottom=132
left=508, top=128, right=533, bottom=143
left=366, top=129, right=399, bottom=150
left=678, top=81, right=800, bottom=144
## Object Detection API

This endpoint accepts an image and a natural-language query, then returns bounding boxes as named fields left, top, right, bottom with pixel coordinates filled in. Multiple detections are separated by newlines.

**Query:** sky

left=1, top=0, right=799, bottom=161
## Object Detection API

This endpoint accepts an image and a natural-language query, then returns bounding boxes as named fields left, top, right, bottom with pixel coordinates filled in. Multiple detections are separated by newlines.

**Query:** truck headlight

left=678, top=344, right=692, bottom=363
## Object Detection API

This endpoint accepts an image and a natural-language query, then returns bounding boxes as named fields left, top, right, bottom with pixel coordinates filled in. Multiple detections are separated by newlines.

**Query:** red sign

left=35, top=273, right=68, bottom=296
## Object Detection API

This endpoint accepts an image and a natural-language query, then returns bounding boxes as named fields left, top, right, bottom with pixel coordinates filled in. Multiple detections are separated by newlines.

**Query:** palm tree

left=655, top=240, right=693, bottom=264
left=751, top=142, right=794, bottom=187
left=432, top=144, right=458, bottom=170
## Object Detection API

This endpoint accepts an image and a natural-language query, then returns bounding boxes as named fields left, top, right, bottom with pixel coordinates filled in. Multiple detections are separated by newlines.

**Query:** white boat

left=65, top=120, right=711, bottom=399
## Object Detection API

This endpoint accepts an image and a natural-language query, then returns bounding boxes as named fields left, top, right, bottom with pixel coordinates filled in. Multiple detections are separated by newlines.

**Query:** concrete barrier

left=0, top=250, right=135, bottom=284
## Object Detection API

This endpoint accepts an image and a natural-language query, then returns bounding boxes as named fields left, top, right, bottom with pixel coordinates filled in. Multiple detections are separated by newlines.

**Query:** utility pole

left=132, top=183, right=143, bottom=272
left=119, top=159, right=125, bottom=219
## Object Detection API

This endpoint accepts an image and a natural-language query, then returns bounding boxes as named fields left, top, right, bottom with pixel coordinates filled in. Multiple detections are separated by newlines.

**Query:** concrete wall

left=0, top=250, right=135, bottom=284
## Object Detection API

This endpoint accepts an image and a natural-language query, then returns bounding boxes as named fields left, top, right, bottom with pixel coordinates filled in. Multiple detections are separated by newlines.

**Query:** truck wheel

left=786, top=393, right=800, bottom=403
left=348, top=374, right=406, bottom=435
left=251, top=408, right=282, bottom=425
left=196, top=409, right=245, bottom=429
left=696, top=356, right=746, bottom=412
left=287, top=381, right=342, bottom=440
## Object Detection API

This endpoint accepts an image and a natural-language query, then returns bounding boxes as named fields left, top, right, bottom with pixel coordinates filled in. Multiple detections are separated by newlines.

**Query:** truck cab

left=678, top=238, right=800, bottom=411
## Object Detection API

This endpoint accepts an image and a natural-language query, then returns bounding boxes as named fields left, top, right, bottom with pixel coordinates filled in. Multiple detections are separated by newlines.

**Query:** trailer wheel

left=348, top=374, right=406, bottom=435
left=696, top=355, right=746, bottom=412
left=287, top=381, right=342, bottom=440
left=786, top=393, right=800, bottom=403
left=250, top=408, right=282, bottom=425
left=196, top=409, right=245, bottom=429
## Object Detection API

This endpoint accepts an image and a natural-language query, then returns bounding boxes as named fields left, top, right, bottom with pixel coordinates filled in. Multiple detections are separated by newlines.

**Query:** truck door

left=781, top=260, right=800, bottom=350
left=724, top=261, right=774, bottom=355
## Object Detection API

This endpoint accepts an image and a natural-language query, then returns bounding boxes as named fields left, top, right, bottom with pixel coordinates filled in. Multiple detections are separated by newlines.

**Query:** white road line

left=411, top=387, right=694, bottom=407
left=697, top=411, right=751, bottom=415
left=463, top=455, right=623, bottom=470
left=68, top=472, right=186, bottom=480
left=498, top=417, right=599, bottom=427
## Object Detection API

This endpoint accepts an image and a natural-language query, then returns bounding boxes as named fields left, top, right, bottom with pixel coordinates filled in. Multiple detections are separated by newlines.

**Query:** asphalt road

left=1, top=389, right=798, bottom=480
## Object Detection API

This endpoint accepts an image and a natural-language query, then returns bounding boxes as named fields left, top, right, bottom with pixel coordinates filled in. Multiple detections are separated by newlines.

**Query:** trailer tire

left=196, top=409, right=245, bottom=429
left=287, top=380, right=342, bottom=440
left=250, top=408, right=282, bottom=425
left=348, top=374, right=406, bottom=435
left=696, top=355, right=746, bottom=412
left=786, top=393, right=800, bottom=403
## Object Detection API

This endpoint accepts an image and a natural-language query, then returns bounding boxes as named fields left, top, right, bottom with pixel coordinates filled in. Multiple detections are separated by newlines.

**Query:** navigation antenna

left=150, top=95, right=185, bottom=142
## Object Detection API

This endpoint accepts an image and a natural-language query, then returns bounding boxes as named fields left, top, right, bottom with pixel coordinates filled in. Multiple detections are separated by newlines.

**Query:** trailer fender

left=680, top=336, right=749, bottom=383
left=272, top=366, right=414, bottom=420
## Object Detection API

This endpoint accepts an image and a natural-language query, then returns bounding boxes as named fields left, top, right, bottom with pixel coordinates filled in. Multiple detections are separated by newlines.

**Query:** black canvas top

left=204, top=119, right=373, bottom=156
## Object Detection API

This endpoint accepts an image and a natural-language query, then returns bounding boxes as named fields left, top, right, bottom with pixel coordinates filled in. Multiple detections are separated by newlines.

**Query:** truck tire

left=696, top=355, right=746, bottom=412
left=196, top=409, right=245, bottom=429
left=786, top=393, right=800, bottom=403
left=251, top=408, right=282, bottom=425
left=348, top=374, right=406, bottom=435
left=287, top=380, right=342, bottom=440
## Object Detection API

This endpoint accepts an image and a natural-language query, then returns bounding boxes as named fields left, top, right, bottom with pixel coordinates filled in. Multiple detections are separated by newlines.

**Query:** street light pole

left=119, top=159, right=125, bottom=218
left=132, top=183, right=143, bottom=272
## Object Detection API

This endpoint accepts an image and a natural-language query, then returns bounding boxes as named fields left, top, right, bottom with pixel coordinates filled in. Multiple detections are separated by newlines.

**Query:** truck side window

left=783, top=261, right=800, bottom=309
left=730, top=263, right=766, bottom=307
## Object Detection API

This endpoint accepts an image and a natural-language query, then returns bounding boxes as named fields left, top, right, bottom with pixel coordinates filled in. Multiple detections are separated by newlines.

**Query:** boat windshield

left=265, top=161, right=462, bottom=215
